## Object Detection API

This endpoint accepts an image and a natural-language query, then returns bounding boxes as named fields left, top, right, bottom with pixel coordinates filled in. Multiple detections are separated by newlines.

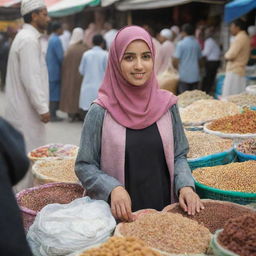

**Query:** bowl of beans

left=235, top=138, right=256, bottom=162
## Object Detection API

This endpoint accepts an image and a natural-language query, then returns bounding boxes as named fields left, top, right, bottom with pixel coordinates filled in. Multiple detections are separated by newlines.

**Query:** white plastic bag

left=27, top=196, right=116, bottom=256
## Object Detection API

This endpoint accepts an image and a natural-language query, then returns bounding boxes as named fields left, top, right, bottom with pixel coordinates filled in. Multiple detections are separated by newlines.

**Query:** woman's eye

left=124, top=55, right=133, bottom=61
left=142, top=54, right=151, bottom=60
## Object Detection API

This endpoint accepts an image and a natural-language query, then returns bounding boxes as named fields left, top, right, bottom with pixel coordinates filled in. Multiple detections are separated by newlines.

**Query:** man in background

left=222, top=19, right=250, bottom=97
left=173, top=23, right=202, bottom=94
left=5, top=0, right=50, bottom=190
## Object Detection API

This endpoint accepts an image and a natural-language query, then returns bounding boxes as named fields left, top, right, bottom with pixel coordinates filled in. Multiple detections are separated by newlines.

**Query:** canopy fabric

left=224, top=0, right=256, bottom=23
left=0, top=0, right=21, bottom=7
left=101, top=0, right=118, bottom=7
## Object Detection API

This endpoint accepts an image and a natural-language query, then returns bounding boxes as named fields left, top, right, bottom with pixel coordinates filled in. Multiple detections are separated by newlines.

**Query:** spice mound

left=33, top=158, right=78, bottom=183
left=180, top=99, right=240, bottom=125
left=80, top=237, right=161, bottom=256
left=186, top=131, right=233, bottom=158
left=165, top=201, right=254, bottom=233
left=207, top=110, right=256, bottom=134
left=193, top=161, right=256, bottom=193
left=178, top=89, right=212, bottom=108
left=29, top=143, right=78, bottom=158
left=119, top=212, right=211, bottom=254
left=19, top=184, right=84, bottom=212
left=225, top=92, right=256, bottom=107
left=237, top=138, right=256, bottom=155
left=218, top=214, right=256, bottom=256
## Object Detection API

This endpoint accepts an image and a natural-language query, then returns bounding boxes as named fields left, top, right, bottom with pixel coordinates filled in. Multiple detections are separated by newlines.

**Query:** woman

left=60, top=28, right=88, bottom=121
left=75, top=26, right=203, bottom=222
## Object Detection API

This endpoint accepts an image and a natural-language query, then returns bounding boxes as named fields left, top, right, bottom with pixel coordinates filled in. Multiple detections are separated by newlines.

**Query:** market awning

left=224, top=0, right=256, bottom=23
left=115, top=0, right=227, bottom=10
left=0, top=0, right=21, bottom=7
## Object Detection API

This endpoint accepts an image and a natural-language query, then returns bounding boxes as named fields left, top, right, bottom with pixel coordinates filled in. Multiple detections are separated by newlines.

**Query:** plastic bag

left=27, top=196, right=116, bottom=256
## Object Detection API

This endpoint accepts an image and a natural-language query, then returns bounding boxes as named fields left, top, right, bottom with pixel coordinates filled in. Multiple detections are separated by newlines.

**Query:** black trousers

left=202, top=60, right=220, bottom=94
left=178, top=81, right=199, bottom=94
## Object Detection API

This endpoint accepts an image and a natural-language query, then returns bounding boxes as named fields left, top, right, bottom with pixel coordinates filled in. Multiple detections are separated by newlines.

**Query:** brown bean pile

left=226, top=93, right=256, bottom=107
left=237, top=138, right=256, bottom=155
left=34, top=158, right=78, bottom=183
left=207, top=110, right=256, bottom=134
left=19, top=185, right=84, bottom=212
left=218, top=214, right=256, bottom=256
left=185, top=131, right=233, bottom=158
left=193, top=161, right=256, bottom=193
left=166, top=201, right=254, bottom=233
left=180, top=99, right=240, bottom=125
left=120, top=212, right=211, bottom=254
left=178, top=90, right=212, bottom=108
left=80, top=237, right=161, bottom=256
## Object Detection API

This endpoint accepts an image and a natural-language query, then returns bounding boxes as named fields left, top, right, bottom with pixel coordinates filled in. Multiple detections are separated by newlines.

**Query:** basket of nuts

left=234, top=138, right=256, bottom=162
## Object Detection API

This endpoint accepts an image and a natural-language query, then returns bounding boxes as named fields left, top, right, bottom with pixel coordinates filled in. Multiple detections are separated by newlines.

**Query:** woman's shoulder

left=87, top=103, right=106, bottom=117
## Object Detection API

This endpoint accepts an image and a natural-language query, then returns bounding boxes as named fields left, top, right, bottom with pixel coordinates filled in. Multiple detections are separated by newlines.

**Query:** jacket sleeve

left=75, top=104, right=123, bottom=201
left=54, top=37, right=64, bottom=64
left=170, top=105, right=195, bottom=196
left=19, top=38, right=49, bottom=115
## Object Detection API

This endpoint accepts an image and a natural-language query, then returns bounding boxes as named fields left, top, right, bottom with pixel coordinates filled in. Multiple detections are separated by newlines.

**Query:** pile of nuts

left=218, top=214, right=256, bottom=256
left=225, top=93, right=256, bottom=107
left=193, top=161, right=256, bottom=193
left=180, top=99, right=240, bottom=125
left=80, top=237, right=161, bottom=256
left=207, top=110, right=256, bottom=134
left=237, top=138, right=256, bottom=155
left=185, top=131, right=233, bottom=158
left=178, top=90, right=212, bottom=108
left=120, top=212, right=211, bottom=254
left=34, top=158, right=78, bottom=183
left=19, top=184, right=84, bottom=212
left=165, top=201, right=254, bottom=233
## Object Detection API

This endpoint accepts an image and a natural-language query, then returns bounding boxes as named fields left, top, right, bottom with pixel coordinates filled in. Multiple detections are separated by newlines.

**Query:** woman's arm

left=75, top=104, right=122, bottom=201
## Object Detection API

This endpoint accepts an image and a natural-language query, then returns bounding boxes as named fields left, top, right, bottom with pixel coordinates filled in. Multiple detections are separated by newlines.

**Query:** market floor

left=0, top=91, right=83, bottom=146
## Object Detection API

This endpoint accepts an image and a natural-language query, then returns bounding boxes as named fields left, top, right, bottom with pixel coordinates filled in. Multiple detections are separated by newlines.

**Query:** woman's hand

left=179, top=187, right=204, bottom=215
left=110, top=186, right=134, bottom=222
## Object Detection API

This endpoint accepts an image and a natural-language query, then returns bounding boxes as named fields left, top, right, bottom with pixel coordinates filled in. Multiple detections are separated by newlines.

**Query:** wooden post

left=127, top=11, right=132, bottom=25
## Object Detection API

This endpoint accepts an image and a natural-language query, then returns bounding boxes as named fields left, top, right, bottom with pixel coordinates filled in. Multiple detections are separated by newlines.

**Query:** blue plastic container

left=234, top=148, right=256, bottom=162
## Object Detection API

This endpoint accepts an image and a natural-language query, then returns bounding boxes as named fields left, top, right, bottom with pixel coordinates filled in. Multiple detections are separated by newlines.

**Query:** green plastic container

left=193, top=179, right=256, bottom=205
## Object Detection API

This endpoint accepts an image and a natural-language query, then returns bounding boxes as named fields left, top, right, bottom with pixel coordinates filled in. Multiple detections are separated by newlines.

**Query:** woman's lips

left=131, top=73, right=145, bottom=79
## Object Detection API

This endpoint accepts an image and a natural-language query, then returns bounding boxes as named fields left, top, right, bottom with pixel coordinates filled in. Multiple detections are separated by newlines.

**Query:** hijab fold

left=95, top=25, right=177, bottom=129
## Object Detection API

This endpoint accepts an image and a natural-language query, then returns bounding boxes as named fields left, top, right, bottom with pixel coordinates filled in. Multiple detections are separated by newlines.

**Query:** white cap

left=69, top=28, right=84, bottom=46
left=248, top=26, right=256, bottom=36
left=171, top=25, right=180, bottom=35
left=21, top=0, right=46, bottom=16
left=160, top=28, right=173, bottom=40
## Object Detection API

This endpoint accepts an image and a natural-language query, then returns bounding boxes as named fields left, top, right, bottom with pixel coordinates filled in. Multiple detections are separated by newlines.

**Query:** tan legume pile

left=225, top=93, right=256, bottom=107
left=207, top=110, right=256, bottom=134
left=34, top=158, right=78, bottom=183
left=166, top=201, right=254, bottom=233
left=19, top=185, right=84, bottom=212
left=180, top=99, right=240, bottom=125
left=193, top=161, right=256, bottom=193
left=185, top=131, right=233, bottom=158
left=120, top=212, right=211, bottom=254
left=178, top=90, right=212, bottom=108
left=80, top=237, right=161, bottom=256
left=237, top=138, right=256, bottom=155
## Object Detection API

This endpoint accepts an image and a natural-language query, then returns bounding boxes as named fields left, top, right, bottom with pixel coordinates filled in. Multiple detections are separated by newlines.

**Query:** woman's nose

left=134, top=58, right=143, bottom=69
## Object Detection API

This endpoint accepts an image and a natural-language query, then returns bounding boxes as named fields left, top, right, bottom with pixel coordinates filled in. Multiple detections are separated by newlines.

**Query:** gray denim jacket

left=75, top=103, right=195, bottom=202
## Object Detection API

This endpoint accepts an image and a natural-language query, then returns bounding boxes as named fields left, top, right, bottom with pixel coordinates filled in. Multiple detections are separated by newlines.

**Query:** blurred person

left=5, top=0, right=50, bottom=190
left=60, top=28, right=89, bottom=122
left=173, top=24, right=202, bottom=94
left=202, top=27, right=221, bottom=94
left=84, top=22, right=97, bottom=48
left=103, top=21, right=117, bottom=50
left=157, top=28, right=175, bottom=75
left=79, top=34, right=108, bottom=114
left=171, top=25, right=181, bottom=46
left=0, top=33, right=10, bottom=91
left=247, top=25, right=256, bottom=66
left=195, top=25, right=205, bottom=50
left=46, top=21, right=64, bottom=121
left=222, top=19, right=250, bottom=97
left=0, top=118, right=32, bottom=256
left=60, top=23, right=71, bottom=52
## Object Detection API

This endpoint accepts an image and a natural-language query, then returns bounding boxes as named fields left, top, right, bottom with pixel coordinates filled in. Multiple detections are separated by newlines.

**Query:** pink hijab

left=95, top=25, right=177, bottom=129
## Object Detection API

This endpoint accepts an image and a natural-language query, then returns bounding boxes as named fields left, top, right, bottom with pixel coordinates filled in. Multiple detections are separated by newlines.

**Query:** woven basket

left=193, top=179, right=256, bottom=205
left=234, top=148, right=256, bottom=162
left=188, top=148, right=236, bottom=171
left=16, top=182, right=84, bottom=232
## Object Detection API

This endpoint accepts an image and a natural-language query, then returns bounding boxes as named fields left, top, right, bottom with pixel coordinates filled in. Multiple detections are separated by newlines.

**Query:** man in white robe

left=5, top=0, right=50, bottom=191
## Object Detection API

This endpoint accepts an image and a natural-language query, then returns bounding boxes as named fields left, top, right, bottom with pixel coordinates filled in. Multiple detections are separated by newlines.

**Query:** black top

left=125, top=123, right=171, bottom=211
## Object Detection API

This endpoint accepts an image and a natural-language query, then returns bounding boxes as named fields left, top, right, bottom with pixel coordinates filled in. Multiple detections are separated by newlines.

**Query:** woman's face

left=120, top=40, right=153, bottom=86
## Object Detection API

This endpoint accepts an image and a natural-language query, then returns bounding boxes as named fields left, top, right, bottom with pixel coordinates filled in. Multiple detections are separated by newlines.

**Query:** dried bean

left=185, top=131, right=233, bottom=158
left=218, top=214, right=256, bottom=256
left=180, top=99, right=240, bottom=125
left=237, top=138, right=256, bottom=155
left=166, top=201, right=254, bottom=233
left=120, top=212, right=211, bottom=254
left=225, top=93, right=256, bottom=107
left=193, top=161, right=256, bottom=193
